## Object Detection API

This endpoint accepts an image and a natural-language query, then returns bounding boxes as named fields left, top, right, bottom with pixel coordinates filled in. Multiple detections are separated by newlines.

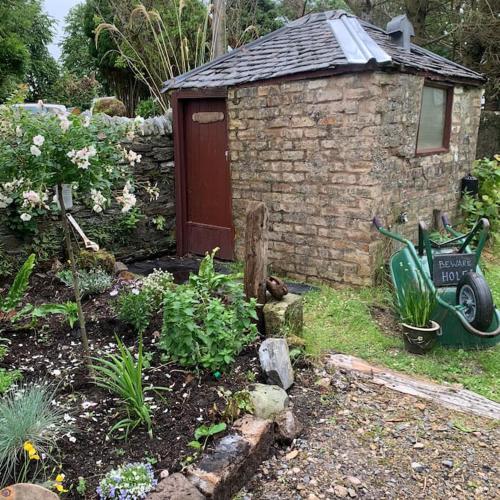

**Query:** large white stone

left=258, top=338, right=294, bottom=390
left=249, top=383, right=289, bottom=419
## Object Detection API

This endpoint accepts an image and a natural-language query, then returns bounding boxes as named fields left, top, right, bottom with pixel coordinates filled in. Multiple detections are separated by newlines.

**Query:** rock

left=275, top=410, right=303, bottom=443
left=160, top=470, right=170, bottom=479
left=186, top=416, right=273, bottom=500
left=334, top=485, right=349, bottom=497
left=263, top=293, right=303, bottom=337
left=347, top=487, right=357, bottom=497
left=285, top=449, right=299, bottom=460
left=113, top=261, right=128, bottom=274
left=259, top=338, right=294, bottom=390
left=93, top=96, right=127, bottom=117
left=149, top=473, right=204, bottom=500
left=249, top=383, right=289, bottom=419
left=346, top=476, right=362, bottom=486
left=0, top=484, right=58, bottom=499
left=442, top=460, right=454, bottom=468
left=411, top=462, right=425, bottom=473
left=413, top=442, right=424, bottom=449
left=315, top=377, right=331, bottom=390
left=118, top=270, right=136, bottom=281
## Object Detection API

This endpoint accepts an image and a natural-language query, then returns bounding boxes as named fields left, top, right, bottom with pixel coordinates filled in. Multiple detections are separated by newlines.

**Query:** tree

left=60, top=3, right=98, bottom=78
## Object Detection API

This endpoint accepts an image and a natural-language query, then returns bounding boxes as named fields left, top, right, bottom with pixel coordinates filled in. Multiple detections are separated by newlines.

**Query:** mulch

left=0, top=272, right=263, bottom=498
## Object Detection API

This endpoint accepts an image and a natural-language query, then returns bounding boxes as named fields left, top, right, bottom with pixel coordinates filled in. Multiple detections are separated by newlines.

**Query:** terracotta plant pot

left=401, top=320, right=441, bottom=354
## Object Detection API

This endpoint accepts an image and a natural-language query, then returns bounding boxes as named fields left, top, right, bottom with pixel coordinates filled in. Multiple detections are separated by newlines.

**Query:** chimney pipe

left=386, top=15, right=414, bottom=51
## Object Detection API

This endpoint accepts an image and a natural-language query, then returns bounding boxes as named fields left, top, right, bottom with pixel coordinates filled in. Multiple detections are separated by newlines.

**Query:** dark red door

left=180, top=97, right=233, bottom=260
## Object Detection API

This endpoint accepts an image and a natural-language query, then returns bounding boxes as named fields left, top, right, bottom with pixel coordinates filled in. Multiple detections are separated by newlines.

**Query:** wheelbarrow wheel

left=456, top=272, right=494, bottom=331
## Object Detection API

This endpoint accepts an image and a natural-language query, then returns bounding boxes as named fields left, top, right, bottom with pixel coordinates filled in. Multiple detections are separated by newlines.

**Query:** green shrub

left=461, top=155, right=500, bottom=247
left=116, top=291, right=152, bottom=335
left=0, top=346, right=21, bottom=394
left=0, top=383, right=69, bottom=487
left=57, top=268, right=112, bottom=297
left=135, top=98, right=161, bottom=118
left=160, top=249, right=258, bottom=372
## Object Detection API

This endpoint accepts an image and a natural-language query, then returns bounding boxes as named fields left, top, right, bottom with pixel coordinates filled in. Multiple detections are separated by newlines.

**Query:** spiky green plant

left=92, top=334, right=166, bottom=439
left=0, top=383, right=69, bottom=487
left=395, top=275, right=437, bottom=328
left=0, top=254, right=35, bottom=314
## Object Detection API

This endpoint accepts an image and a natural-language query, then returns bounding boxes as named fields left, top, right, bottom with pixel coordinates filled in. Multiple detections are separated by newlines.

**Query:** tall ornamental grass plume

left=0, top=382, right=70, bottom=487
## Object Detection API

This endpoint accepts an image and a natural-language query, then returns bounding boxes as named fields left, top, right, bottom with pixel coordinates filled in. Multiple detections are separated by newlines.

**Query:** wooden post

left=244, top=202, right=268, bottom=334
left=433, top=209, right=444, bottom=232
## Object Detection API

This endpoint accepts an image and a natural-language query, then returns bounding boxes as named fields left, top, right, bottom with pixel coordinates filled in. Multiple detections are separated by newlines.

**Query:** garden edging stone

left=149, top=415, right=273, bottom=500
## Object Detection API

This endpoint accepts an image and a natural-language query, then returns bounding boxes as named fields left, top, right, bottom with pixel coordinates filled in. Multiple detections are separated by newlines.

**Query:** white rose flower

left=33, top=135, right=45, bottom=146
left=15, top=126, right=23, bottom=138
left=59, top=115, right=71, bottom=132
left=30, top=145, right=41, bottom=157
left=20, top=213, right=32, bottom=222
left=83, top=115, right=91, bottom=127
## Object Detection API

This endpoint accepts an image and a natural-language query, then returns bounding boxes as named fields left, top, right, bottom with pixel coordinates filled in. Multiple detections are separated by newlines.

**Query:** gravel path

left=239, top=365, right=499, bottom=500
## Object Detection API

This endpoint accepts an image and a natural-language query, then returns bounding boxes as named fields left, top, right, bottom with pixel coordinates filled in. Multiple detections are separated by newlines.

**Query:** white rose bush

left=0, top=105, right=143, bottom=372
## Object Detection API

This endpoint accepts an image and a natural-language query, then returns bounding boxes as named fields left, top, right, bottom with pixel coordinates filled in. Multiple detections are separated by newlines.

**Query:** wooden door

left=175, top=95, right=234, bottom=260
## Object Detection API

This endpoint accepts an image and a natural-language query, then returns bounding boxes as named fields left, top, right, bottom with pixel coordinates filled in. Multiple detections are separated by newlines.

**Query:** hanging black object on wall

left=461, top=173, right=478, bottom=197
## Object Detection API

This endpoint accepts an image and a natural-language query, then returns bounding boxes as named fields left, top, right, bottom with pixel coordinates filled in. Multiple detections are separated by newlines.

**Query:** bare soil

left=1, top=272, right=262, bottom=498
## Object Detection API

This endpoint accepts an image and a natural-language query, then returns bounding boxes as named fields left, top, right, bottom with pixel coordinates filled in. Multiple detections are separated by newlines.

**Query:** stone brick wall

left=227, top=72, right=482, bottom=286
left=0, top=115, right=175, bottom=263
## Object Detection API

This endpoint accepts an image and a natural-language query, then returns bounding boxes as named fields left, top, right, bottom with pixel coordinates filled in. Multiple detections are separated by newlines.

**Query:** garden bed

left=1, top=271, right=263, bottom=498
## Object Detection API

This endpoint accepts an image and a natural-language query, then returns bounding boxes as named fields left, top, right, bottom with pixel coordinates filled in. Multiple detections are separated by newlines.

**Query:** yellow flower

left=55, top=483, right=68, bottom=493
left=23, top=441, right=40, bottom=460
left=55, top=474, right=65, bottom=483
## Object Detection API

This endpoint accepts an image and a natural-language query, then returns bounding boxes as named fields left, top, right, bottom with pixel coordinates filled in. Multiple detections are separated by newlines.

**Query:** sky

left=44, top=0, right=82, bottom=61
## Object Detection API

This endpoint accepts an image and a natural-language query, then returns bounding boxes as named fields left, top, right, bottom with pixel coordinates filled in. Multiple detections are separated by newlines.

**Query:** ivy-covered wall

left=0, top=115, right=175, bottom=271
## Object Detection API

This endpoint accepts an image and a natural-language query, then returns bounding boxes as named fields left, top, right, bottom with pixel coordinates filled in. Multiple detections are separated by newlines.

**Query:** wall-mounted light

left=461, top=173, right=478, bottom=197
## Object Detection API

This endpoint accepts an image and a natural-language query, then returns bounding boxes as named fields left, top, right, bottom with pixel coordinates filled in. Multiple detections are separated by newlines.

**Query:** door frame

left=171, top=87, right=231, bottom=257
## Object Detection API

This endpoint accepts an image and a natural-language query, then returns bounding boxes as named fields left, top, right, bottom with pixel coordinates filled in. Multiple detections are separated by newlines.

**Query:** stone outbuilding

left=163, top=10, right=484, bottom=286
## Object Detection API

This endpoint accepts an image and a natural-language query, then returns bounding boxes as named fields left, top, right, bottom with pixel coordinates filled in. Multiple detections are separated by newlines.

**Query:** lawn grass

left=302, top=251, right=500, bottom=402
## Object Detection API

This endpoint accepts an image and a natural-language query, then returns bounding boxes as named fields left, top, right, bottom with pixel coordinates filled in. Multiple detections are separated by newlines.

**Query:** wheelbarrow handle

left=441, top=213, right=451, bottom=227
left=372, top=216, right=384, bottom=230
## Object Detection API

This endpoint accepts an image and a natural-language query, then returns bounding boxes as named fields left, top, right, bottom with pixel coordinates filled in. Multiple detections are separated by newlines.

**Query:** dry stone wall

left=227, top=72, right=482, bottom=285
left=0, top=115, right=175, bottom=263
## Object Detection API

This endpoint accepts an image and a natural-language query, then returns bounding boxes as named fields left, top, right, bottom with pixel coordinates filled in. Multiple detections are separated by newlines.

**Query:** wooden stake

left=244, top=202, right=268, bottom=333
left=57, top=185, right=93, bottom=375
left=212, top=0, right=227, bottom=58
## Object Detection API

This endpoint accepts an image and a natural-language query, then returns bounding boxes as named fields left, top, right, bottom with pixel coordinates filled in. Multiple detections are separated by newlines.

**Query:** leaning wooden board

left=327, top=354, right=500, bottom=420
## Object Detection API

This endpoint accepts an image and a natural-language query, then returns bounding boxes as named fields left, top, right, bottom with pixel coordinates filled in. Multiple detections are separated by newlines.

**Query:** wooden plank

left=244, top=202, right=268, bottom=333
left=327, top=354, right=500, bottom=420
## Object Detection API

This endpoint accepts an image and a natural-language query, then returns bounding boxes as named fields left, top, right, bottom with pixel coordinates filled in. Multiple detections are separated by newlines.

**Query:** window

left=416, top=83, right=453, bottom=155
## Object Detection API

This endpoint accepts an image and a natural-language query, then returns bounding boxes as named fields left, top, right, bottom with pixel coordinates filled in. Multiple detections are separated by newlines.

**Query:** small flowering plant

left=97, top=462, right=157, bottom=499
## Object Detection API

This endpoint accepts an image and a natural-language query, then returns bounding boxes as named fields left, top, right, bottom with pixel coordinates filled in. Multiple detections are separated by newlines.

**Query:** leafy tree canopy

left=0, top=0, right=59, bottom=102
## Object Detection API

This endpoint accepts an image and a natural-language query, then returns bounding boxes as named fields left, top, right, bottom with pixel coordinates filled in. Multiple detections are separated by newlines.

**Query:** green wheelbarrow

left=373, top=214, right=500, bottom=348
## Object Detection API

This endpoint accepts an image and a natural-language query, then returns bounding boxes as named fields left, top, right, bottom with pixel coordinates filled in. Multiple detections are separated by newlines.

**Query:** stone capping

left=148, top=415, right=273, bottom=499
left=98, top=110, right=173, bottom=136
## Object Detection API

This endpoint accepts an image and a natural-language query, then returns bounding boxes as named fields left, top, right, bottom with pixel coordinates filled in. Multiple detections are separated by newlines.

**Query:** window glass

left=417, top=86, right=447, bottom=151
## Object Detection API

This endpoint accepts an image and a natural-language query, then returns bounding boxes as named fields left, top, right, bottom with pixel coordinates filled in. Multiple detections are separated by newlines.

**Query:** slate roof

left=163, top=10, right=484, bottom=91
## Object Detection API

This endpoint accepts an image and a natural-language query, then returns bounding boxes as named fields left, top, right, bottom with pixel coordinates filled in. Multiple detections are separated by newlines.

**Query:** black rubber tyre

left=456, top=272, right=494, bottom=331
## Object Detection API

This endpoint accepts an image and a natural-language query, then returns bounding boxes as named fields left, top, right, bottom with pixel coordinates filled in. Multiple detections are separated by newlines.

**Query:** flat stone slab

left=0, top=484, right=58, bottom=500
left=259, top=338, right=294, bottom=390
left=149, top=473, right=205, bottom=499
left=249, top=383, right=289, bottom=419
left=263, top=292, right=303, bottom=337
left=186, top=415, right=273, bottom=499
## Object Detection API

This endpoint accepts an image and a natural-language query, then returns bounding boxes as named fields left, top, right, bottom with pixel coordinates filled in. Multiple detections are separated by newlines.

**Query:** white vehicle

left=11, top=103, right=67, bottom=115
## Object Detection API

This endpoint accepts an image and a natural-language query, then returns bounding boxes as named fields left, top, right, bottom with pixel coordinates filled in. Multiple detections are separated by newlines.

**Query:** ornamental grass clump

left=395, top=275, right=437, bottom=328
left=0, top=383, right=70, bottom=487
left=160, top=249, right=258, bottom=371
left=97, top=462, right=157, bottom=499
